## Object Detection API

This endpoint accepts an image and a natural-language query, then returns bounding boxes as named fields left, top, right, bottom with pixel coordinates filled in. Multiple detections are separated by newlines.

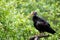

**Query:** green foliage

left=0, top=0, right=60, bottom=40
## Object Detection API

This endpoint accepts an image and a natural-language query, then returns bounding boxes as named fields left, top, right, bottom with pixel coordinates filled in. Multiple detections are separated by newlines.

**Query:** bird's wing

left=38, top=17, right=50, bottom=26
left=36, top=21, right=55, bottom=34
left=34, top=16, right=55, bottom=34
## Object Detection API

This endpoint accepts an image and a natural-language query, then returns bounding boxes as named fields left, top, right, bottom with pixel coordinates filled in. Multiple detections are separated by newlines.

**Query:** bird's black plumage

left=32, top=12, right=55, bottom=34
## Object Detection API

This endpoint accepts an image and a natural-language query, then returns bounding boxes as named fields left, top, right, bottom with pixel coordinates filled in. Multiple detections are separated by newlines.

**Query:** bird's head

left=26, top=11, right=37, bottom=19
left=30, top=11, right=37, bottom=16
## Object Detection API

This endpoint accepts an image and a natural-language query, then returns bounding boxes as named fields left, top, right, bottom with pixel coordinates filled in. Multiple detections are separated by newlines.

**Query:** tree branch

left=29, top=34, right=49, bottom=40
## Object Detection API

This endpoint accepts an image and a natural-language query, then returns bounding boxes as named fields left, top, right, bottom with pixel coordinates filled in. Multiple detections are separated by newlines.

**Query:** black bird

left=31, top=11, right=56, bottom=34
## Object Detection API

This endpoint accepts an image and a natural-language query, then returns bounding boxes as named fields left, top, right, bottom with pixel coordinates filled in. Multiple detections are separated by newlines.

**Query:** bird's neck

left=33, top=15, right=37, bottom=19
left=33, top=15, right=38, bottom=23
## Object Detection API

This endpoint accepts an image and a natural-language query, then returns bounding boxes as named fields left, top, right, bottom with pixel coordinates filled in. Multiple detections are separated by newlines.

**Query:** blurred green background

left=0, top=0, right=60, bottom=40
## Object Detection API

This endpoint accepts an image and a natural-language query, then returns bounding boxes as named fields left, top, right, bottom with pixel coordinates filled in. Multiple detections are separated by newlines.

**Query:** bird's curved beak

left=26, top=11, right=37, bottom=19
left=30, top=11, right=34, bottom=16
left=26, top=11, right=34, bottom=19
